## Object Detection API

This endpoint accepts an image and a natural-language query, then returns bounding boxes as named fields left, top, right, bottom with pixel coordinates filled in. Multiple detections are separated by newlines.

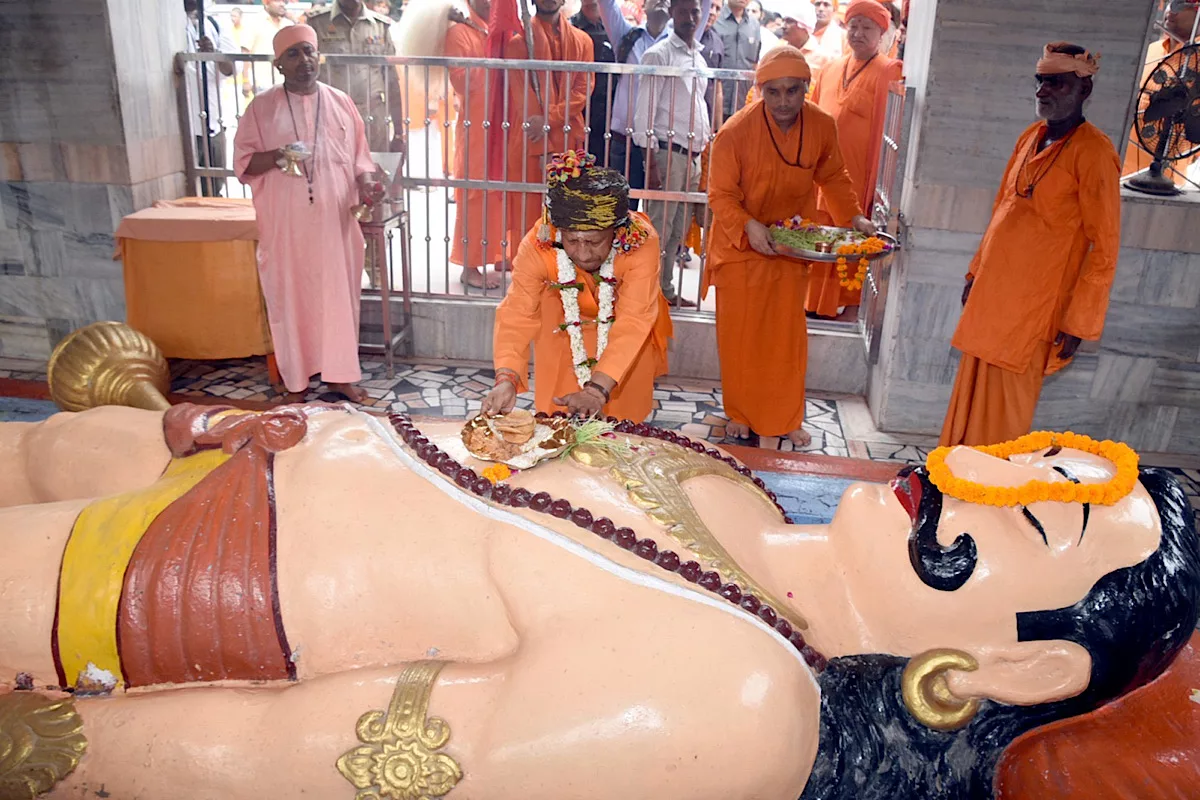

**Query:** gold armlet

left=0, top=692, right=88, bottom=800
left=336, top=661, right=463, bottom=799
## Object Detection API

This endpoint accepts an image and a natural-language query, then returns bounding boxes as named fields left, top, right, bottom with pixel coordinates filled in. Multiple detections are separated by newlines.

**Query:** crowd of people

left=185, top=0, right=1120, bottom=453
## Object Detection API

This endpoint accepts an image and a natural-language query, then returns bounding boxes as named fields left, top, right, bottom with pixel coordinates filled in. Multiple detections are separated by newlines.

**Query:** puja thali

left=461, top=409, right=576, bottom=470
left=769, top=218, right=899, bottom=263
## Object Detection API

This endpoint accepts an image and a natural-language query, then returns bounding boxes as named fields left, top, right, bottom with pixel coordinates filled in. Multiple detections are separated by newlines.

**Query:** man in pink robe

left=234, top=24, right=379, bottom=402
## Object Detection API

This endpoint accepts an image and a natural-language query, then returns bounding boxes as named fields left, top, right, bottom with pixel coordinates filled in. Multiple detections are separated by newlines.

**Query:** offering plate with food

left=461, top=409, right=631, bottom=471
left=768, top=216, right=898, bottom=263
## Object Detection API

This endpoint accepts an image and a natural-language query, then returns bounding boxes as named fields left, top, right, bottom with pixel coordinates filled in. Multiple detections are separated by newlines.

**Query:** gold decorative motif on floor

left=336, top=661, right=462, bottom=800
left=0, top=692, right=89, bottom=800
left=571, top=439, right=809, bottom=631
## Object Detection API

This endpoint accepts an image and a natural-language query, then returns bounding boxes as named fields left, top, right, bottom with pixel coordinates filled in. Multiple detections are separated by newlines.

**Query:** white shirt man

left=184, top=8, right=236, bottom=196
left=633, top=21, right=711, bottom=307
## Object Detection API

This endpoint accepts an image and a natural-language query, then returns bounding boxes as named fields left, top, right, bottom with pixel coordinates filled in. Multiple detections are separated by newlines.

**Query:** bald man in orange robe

left=705, top=46, right=872, bottom=446
left=940, top=42, right=1120, bottom=447
left=805, top=0, right=901, bottom=318
left=445, top=0, right=507, bottom=289
left=484, top=153, right=672, bottom=421
left=502, top=0, right=593, bottom=254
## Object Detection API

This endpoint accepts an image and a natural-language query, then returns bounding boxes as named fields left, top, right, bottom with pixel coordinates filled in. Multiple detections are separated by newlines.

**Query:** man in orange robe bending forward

left=705, top=46, right=873, bottom=446
left=484, top=151, right=673, bottom=421
left=806, top=0, right=901, bottom=318
left=940, top=42, right=1120, bottom=447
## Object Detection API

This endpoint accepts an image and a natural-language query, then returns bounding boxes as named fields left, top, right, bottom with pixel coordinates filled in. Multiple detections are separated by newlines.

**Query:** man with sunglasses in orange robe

left=939, top=42, right=1120, bottom=447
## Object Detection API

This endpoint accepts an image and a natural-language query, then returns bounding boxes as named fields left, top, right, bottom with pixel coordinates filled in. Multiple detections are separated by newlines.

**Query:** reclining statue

left=0, top=324, right=1197, bottom=800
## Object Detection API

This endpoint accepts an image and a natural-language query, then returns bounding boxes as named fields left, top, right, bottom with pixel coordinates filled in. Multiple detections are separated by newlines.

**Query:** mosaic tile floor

left=3, top=353, right=1198, bottom=517
left=157, top=356, right=893, bottom=460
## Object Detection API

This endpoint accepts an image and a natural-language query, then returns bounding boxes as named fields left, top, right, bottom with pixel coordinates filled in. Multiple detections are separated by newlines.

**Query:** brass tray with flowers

left=769, top=217, right=898, bottom=263
left=769, top=217, right=898, bottom=290
left=461, top=409, right=631, bottom=471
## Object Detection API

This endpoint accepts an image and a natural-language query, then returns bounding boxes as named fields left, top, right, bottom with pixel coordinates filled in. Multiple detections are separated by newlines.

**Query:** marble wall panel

left=0, top=315, right=51, bottom=360
left=1108, top=248, right=1146, bottom=304
left=666, top=316, right=720, bottom=379
left=900, top=227, right=980, bottom=284
left=0, top=182, right=68, bottom=230
left=805, top=332, right=868, bottom=395
left=1171, top=406, right=1200, bottom=454
left=889, top=279, right=961, bottom=386
left=59, top=143, right=131, bottom=186
left=1100, top=301, right=1200, bottom=362
left=26, top=230, right=67, bottom=278
left=1089, top=354, right=1156, bottom=404
left=0, top=229, right=25, bottom=275
left=1146, top=362, right=1200, bottom=408
left=1120, top=193, right=1200, bottom=253
left=1137, top=250, right=1200, bottom=308
left=1102, top=404, right=1180, bottom=453
left=62, top=233, right=120, bottom=281
left=874, top=377, right=952, bottom=435
left=130, top=173, right=186, bottom=211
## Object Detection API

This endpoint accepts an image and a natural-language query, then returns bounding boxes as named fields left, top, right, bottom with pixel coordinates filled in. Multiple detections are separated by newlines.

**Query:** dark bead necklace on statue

left=388, top=412, right=829, bottom=674
left=285, top=87, right=323, bottom=205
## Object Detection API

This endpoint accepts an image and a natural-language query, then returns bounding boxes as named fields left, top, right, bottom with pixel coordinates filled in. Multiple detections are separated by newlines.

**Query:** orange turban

left=273, top=24, right=318, bottom=58
left=843, top=0, right=889, bottom=31
left=1035, top=42, right=1100, bottom=77
left=756, top=45, right=812, bottom=84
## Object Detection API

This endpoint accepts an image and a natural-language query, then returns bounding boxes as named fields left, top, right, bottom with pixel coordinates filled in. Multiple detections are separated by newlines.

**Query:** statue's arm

left=0, top=407, right=170, bottom=508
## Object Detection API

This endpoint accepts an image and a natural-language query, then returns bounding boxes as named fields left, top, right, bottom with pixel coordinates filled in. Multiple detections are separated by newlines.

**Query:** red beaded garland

left=388, top=413, right=824, bottom=672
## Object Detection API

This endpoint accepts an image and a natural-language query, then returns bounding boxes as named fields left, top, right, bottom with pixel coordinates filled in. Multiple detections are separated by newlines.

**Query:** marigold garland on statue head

left=925, top=431, right=1140, bottom=507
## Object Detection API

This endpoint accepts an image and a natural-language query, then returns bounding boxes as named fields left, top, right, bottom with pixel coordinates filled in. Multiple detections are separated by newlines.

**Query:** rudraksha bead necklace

left=388, top=413, right=827, bottom=673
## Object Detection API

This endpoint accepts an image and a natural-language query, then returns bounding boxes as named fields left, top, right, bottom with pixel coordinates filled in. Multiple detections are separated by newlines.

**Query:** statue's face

left=829, top=448, right=1162, bottom=660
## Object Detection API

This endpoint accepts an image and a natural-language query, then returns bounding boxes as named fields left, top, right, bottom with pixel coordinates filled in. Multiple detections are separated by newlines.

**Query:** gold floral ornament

left=926, top=431, right=1139, bottom=507
left=336, top=661, right=463, bottom=800
left=0, top=692, right=89, bottom=800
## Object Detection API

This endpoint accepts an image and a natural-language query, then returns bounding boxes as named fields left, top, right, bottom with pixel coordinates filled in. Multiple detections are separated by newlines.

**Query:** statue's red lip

left=890, top=470, right=922, bottom=523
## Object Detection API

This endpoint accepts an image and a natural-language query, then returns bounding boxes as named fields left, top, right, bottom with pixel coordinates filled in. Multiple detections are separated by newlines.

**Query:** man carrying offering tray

left=705, top=45, right=874, bottom=447
left=483, top=151, right=673, bottom=421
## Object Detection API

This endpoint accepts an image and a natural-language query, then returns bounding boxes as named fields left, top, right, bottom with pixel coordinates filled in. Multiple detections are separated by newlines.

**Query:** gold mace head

left=47, top=321, right=171, bottom=412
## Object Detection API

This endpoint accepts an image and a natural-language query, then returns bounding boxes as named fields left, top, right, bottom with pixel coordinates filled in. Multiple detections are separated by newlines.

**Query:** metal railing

left=176, top=51, right=907, bottom=325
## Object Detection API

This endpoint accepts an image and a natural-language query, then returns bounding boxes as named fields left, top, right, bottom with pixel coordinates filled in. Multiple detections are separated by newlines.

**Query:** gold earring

left=901, top=649, right=980, bottom=731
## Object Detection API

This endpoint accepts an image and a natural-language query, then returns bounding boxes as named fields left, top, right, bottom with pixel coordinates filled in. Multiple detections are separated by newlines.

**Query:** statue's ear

left=946, top=640, right=1092, bottom=706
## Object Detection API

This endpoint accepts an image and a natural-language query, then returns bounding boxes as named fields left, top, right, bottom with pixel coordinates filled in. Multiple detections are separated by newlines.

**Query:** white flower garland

left=556, top=245, right=617, bottom=388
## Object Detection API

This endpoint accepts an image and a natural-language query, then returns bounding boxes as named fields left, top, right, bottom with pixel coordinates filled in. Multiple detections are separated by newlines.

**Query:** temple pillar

left=0, top=0, right=185, bottom=360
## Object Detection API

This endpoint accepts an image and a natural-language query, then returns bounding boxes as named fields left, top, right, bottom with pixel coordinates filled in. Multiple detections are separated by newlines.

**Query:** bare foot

left=327, top=382, right=367, bottom=403
left=492, top=260, right=512, bottom=273
left=670, top=296, right=698, bottom=309
left=462, top=267, right=501, bottom=289
left=726, top=420, right=752, bottom=439
left=786, top=428, right=812, bottom=447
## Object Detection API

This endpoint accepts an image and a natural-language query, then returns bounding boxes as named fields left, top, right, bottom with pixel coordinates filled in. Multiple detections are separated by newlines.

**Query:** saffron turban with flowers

left=544, top=151, right=630, bottom=231
left=756, top=45, right=812, bottom=84
left=273, top=24, right=318, bottom=58
left=1035, top=42, right=1100, bottom=77
left=843, top=0, right=890, bottom=31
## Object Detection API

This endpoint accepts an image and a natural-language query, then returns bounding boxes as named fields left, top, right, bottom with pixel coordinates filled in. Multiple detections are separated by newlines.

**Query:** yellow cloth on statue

left=55, top=449, right=231, bottom=688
